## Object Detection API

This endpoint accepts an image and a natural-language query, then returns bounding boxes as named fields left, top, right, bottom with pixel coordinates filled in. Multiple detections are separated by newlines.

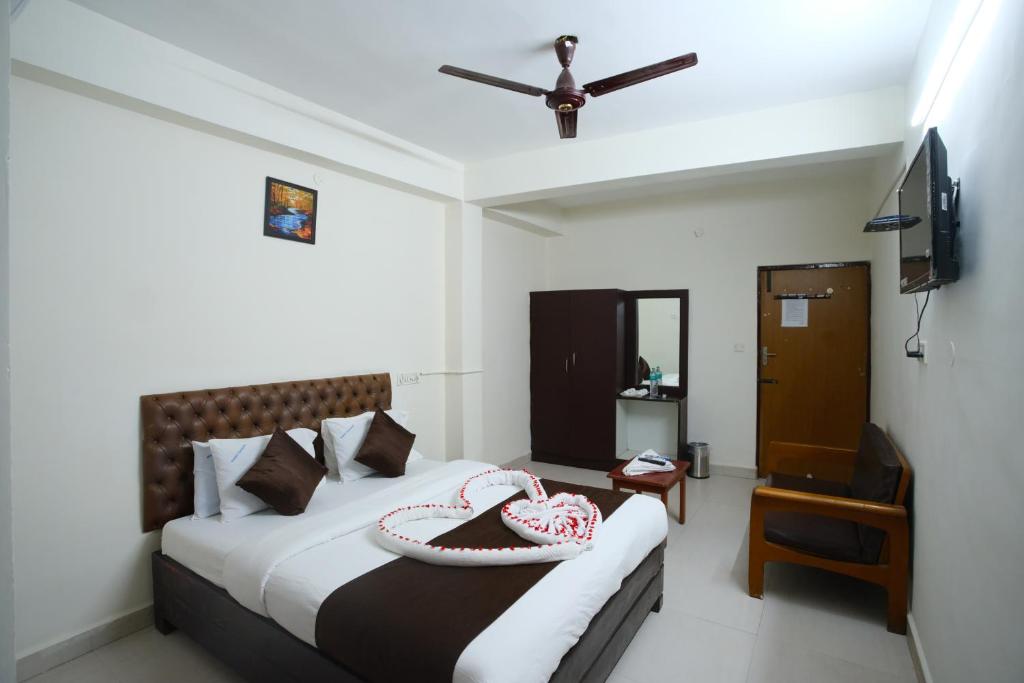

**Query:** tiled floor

left=27, top=463, right=918, bottom=683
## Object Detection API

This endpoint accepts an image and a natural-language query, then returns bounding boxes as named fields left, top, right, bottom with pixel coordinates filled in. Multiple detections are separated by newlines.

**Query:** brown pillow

left=237, top=428, right=327, bottom=515
left=354, top=409, right=416, bottom=478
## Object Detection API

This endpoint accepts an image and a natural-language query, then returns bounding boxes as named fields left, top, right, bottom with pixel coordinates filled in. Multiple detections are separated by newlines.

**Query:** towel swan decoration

left=375, top=469, right=602, bottom=566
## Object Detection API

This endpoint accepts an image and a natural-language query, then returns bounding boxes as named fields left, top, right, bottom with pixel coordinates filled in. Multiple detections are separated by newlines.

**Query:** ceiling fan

left=439, top=35, right=698, bottom=139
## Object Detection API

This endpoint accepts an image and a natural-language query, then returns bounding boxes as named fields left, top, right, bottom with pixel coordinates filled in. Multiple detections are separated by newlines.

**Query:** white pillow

left=322, top=410, right=409, bottom=482
left=209, top=428, right=318, bottom=521
left=192, top=441, right=220, bottom=518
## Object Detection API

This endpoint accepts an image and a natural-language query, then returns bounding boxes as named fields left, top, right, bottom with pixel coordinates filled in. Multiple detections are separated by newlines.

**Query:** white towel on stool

left=623, top=449, right=675, bottom=476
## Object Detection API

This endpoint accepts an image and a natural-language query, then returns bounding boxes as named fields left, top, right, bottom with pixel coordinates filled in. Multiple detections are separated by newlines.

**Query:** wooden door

left=530, top=292, right=572, bottom=459
left=757, top=264, right=870, bottom=476
left=568, top=290, right=624, bottom=461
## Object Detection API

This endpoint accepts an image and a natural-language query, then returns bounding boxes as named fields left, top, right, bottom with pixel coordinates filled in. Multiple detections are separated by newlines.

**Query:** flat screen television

left=898, top=127, right=959, bottom=294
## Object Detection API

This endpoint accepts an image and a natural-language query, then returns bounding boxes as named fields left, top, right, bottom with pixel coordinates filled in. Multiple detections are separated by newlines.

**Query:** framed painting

left=264, top=177, right=317, bottom=245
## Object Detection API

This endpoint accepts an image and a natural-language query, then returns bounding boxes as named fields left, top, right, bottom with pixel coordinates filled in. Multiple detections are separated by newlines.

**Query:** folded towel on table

left=623, top=449, right=675, bottom=476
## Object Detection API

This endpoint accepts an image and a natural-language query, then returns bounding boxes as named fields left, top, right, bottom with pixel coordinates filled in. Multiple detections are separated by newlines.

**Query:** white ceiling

left=70, top=0, right=931, bottom=163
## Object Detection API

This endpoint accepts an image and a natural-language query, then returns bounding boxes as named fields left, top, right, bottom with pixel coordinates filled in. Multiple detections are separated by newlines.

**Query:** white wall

left=546, top=174, right=873, bottom=470
left=0, top=5, right=15, bottom=682
left=620, top=401, right=679, bottom=456
left=870, top=1, right=1024, bottom=680
left=13, top=0, right=463, bottom=201
left=466, top=87, right=905, bottom=205
left=9, top=77, right=448, bottom=656
left=443, top=202, right=484, bottom=462
left=481, top=217, right=546, bottom=465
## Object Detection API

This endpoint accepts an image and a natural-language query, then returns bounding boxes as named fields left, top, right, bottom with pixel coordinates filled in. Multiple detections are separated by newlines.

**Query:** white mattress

left=162, top=458, right=444, bottom=587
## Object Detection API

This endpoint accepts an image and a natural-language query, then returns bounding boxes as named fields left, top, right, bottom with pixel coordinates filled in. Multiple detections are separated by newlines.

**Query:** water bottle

left=650, top=365, right=660, bottom=398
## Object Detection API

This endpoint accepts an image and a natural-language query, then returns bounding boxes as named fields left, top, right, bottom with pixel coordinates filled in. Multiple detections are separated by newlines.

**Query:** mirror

left=625, top=290, right=688, bottom=398
left=637, top=298, right=681, bottom=390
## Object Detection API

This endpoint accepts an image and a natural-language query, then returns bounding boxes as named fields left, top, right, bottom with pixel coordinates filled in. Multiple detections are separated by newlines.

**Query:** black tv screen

left=898, top=127, right=958, bottom=294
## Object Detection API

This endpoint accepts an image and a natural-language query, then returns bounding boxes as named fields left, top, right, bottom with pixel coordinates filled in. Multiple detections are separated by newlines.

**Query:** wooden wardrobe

left=530, top=289, right=625, bottom=470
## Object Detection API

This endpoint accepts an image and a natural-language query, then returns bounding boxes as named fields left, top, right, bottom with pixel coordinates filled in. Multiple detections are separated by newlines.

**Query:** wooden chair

left=748, top=423, right=911, bottom=634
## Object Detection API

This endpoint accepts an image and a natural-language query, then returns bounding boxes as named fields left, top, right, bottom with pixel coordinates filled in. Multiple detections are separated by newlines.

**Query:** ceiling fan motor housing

left=547, top=36, right=586, bottom=112
left=545, top=79, right=586, bottom=112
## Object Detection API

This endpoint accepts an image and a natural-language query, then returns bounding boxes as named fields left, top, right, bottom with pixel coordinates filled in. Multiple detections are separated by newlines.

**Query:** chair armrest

left=750, top=485, right=906, bottom=531
left=763, top=441, right=859, bottom=482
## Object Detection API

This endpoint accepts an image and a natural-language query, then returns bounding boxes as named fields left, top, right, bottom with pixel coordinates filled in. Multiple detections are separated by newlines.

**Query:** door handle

left=760, top=345, right=777, bottom=367
left=572, top=352, right=576, bottom=366
left=759, top=378, right=779, bottom=384
left=565, top=357, right=568, bottom=373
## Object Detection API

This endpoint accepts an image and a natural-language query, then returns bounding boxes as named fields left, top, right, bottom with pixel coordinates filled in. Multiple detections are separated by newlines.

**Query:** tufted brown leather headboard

left=141, top=373, right=392, bottom=532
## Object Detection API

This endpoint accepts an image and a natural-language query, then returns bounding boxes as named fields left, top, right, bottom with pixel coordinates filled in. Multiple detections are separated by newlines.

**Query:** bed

left=143, top=373, right=667, bottom=682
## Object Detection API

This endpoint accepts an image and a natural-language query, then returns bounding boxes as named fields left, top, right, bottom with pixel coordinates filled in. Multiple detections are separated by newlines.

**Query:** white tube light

left=910, top=0, right=992, bottom=127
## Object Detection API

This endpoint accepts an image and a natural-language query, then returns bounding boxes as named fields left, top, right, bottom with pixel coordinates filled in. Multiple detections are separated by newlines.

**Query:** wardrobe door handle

left=565, top=358, right=568, bottom=373
left=572, top=352, right=576, bottom=366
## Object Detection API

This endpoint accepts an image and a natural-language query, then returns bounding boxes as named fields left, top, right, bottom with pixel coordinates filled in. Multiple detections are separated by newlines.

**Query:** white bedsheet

left=162, top=458, right=444, bottom=586
left=164, top=459, right=668, bottom=683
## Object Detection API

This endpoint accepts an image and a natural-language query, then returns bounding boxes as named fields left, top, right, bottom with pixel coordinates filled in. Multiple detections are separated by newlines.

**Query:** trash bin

left=687, top=442, right=710, bottom=479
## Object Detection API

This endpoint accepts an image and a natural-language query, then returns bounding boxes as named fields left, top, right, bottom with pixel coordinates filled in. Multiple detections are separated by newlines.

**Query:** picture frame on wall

left=264, top=176, right=317, bottom=245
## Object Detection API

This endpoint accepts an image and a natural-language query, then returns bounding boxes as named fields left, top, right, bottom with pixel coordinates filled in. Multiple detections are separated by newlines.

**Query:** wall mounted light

left=911, top=0, right=1002, bottom=128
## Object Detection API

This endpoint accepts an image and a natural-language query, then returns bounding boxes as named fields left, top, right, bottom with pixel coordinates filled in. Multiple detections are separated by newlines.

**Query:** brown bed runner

left=315, top=479, right=633, bottom=683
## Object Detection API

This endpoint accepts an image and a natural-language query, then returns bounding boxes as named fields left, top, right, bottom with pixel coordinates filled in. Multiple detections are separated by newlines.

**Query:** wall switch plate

left=397, top=372, right=420, bottom=386
left=734, top=343, right=745, bottom=352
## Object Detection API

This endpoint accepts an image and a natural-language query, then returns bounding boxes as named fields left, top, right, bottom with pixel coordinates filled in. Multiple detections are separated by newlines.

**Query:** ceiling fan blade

left=556, top=109, right=578, bottom=139
left=583, top=52, right=698, bottom=97
left=438, top=65, right=548, bottom=97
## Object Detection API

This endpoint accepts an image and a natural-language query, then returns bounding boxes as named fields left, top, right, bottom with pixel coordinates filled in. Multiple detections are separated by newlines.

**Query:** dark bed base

left=153, top=542, right=665, bottom=683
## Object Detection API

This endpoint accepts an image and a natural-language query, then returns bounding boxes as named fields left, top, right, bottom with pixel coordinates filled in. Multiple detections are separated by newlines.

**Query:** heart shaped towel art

left=375, top=469, right=602, bottom=566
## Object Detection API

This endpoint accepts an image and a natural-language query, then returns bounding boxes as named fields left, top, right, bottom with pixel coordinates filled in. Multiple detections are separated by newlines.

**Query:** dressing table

left=618, top=290, right=689, bottom=461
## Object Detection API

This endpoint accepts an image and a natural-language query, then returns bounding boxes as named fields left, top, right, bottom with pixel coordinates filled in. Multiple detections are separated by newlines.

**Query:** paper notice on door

left=781, top=299, right=808, bottom=327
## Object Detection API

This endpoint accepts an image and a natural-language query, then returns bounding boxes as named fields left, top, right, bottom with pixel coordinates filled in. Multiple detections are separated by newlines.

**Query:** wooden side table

left=607, top=459, right=690, bottom=524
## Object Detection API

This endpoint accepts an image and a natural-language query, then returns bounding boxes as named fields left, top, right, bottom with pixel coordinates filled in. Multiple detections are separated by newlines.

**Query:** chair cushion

left=764, top=510, right=865, bottom=563
left=849, top=423, right=903, bottom=562
left=766, top=473, right=849, bottom=498
left=850, top=423, right=902, bottom=503
left=763, top=473, right=865, bottom=563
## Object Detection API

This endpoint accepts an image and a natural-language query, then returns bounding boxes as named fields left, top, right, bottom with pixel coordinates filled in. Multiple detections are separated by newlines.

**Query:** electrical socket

left=397, top=372, right=420, bottom=386
left=918, top=340, right=928, bottom=364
